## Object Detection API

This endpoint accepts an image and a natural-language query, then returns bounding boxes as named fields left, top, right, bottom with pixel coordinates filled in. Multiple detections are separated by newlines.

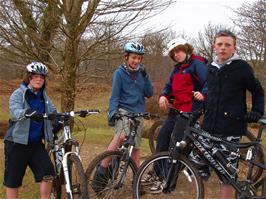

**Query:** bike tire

left=48, top=147, right=62, bottom=199
left=50, top=176, right=62, bottom=199
left=86, top=150, right=138, bottom=199
left=148, top=119, right=164, bottom=154
left=67, top=154, right=89, bottom=199
left=133, top=151, right=204, bottom=199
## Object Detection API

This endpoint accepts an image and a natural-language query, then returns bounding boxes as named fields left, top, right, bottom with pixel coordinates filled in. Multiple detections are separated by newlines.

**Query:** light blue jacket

left=4, top=84, right=56, bottom=145
left=108, top=64, right=153, bottom=121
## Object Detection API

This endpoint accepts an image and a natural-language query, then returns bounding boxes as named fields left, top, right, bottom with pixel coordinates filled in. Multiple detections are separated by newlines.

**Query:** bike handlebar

left=43, top=109, right=100, bottom=120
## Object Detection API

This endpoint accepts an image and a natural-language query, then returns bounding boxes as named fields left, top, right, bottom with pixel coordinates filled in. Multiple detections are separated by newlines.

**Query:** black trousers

left=156, top=113, right=188, bottom=153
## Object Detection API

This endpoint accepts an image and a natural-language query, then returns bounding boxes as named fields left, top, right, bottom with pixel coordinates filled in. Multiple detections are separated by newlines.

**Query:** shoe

left=149, top=181, right=164, bottom=194
left=141, top=171, right=158, bottom=186
left=91, top=166, right=109, bottom=194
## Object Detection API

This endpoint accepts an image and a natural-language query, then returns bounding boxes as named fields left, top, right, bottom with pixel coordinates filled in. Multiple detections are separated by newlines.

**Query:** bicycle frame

left=111, top=112, right=158, bottom=189
left=115, top=117, right=140, bottom=188
left=48, top=109, right=100, bottom=199
left=51, top=119, right=82, bottom=198
left=174, top=116, right=266, bottom=198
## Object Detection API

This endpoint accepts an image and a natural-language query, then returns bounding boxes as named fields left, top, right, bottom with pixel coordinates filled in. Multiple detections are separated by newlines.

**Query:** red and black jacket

left=161, top=54, right=207, bottom=112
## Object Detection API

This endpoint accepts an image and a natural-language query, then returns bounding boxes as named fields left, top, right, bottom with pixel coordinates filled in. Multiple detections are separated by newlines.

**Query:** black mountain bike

left=133, top=110, right=266, bottom=199
left=86, top=112, right=158, bottom=199
left=46, top=109, right=100, bottom=199
left=148, top=114, right=262, bottom=155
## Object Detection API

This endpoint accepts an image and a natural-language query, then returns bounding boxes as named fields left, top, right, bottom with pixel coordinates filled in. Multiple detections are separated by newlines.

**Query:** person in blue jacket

left=92, top=41, right=153, bottom=193
left=107, top=41, right=153, bottom=166
left=3, top=62, right=57, bottom=199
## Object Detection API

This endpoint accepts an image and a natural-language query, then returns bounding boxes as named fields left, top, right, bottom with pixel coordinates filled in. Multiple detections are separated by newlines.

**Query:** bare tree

left=233, top=0, right=266, bottom=87
left=192, top=23, right=230, bottom=62
left=233, top=0, right=265, bottom=67
left=0, top=0, right=173, bottom=111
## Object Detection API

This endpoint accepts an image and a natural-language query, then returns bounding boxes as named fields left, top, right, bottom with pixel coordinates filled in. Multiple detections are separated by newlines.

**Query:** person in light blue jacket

left=91, top=41, right=153, bottom=194
left=3, top=62, right=57, bottom=199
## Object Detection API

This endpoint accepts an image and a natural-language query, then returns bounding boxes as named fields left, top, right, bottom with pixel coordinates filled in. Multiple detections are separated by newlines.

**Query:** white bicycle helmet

left=167, top=38, right=188, bottom=55
left=26, top=62, right=48, bottom=75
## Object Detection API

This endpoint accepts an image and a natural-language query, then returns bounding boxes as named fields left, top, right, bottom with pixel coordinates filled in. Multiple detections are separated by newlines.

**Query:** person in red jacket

left=150, top=38, right=207, bottom=192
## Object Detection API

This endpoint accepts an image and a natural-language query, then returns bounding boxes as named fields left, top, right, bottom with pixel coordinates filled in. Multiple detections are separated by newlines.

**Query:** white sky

left=148, top=0, right=257, bottom=38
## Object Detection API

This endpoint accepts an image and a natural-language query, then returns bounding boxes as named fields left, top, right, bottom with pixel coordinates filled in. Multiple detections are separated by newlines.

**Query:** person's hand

left=79, top=110, right=88, bottom=118
left=139, top=64, right=148, bottom=77
left=244, top=111, right=261, bottom=123
left=108, top=118, right=115, bottom=127
left=52, top=120, right=63, bottom=134
left=159, top=96, right=169, bottom=111
left=24, top=109, right=43, bottom=122
left=193, top=91, right=204, bottom=101
left=47, top=113, right=57, bottom=121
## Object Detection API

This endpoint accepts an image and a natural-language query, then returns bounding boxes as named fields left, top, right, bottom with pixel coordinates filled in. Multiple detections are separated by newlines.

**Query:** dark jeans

left=156, top=113, right=188, bottom=153
left=154, top=113, right=189, bottom=191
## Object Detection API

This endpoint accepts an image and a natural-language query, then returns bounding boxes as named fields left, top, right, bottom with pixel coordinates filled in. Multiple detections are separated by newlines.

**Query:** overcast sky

left=147, top=0, right=257, bottom=38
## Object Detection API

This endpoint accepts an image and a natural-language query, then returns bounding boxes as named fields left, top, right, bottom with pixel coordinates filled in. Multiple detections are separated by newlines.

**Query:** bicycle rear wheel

left=67, top=154, right=88, bottom=199
left=149, top=119, right=164, bottom=154
left=238, top=130, right=264, bottom=183
left=133, top=151, right=204, bottom=199
left=86, top=150, right=138, bottom=199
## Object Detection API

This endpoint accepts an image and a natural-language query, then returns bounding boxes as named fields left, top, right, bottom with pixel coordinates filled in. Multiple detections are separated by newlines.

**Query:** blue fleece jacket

left=27, top=88, right=45, bottom=143
left=108, top=64, right=153, bottom=121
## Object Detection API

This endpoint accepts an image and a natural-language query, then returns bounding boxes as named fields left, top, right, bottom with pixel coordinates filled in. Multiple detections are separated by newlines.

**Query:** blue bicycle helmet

left=124, top=41, right=145, bottom=55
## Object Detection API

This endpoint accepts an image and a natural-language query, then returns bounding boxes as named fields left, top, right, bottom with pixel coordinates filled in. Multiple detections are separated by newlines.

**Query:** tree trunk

left=61, top=38, right=79, bottom=112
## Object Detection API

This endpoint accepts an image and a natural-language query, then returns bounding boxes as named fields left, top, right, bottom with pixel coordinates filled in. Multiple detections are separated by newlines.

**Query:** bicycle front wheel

left=50, top=175, right=62, bottom=199
left=67, top=154, right=88, bottom=199
left=133, top=151, right=204, bottom=199
left=86, top=150, right=138, bottom=199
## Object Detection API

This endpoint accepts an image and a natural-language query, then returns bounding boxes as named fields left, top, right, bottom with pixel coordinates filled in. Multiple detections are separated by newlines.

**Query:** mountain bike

left=85, top=112, right=158, bottom=199
left=148, top=114, right=263, bottom=155
left=133, top=109, right=266, bottom=199
left=46, top=109, right=100, bottom=199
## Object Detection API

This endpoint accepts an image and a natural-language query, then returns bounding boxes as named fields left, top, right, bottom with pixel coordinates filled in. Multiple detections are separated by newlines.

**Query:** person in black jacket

left=202, top=30, right=264, bottom=199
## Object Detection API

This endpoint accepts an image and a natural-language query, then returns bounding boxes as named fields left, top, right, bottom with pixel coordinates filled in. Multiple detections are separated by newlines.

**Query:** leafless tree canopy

left=0, top=0, right=174, bottom=111
left=233, top=0, right=266, bottom=68
left=192, top=23, right=230, bottom=62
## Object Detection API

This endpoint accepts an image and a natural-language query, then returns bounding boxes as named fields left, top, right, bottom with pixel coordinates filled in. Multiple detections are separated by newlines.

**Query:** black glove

left=108, top=119, right=115, bottom=127
left=52, top=120, right=63, bottom=134
left=47, top=113, right=57, bottom=121
left=244, top=111, right=261, bottom=123
left=79, top=110, right=88, bottom=118
left=24, top=109, right=43, bottom=122
left=139, top=64, right=148, bottom=78
left=108, top=115, right=116, bottom=127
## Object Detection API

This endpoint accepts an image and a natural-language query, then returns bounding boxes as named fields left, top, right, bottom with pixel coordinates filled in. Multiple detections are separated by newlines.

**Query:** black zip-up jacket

left=203, top=59, right=264, bottom=136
